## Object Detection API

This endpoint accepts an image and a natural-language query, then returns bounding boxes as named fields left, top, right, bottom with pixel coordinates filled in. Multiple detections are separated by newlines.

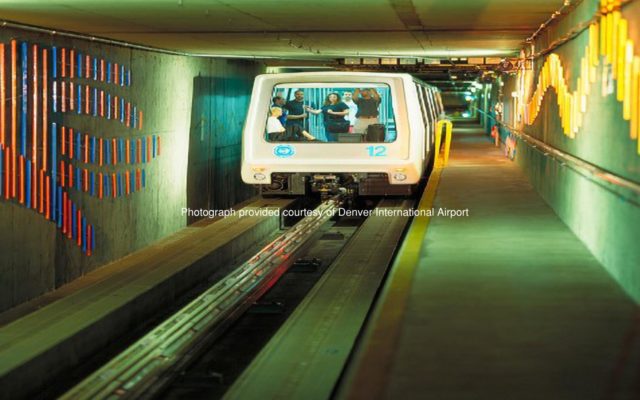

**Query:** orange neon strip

left=85, top=54, right=90, bottom=79
left=84, top=134, right=89, bottom=163
left=69, top=82, right=74, bottom=111
left=11, top=40, right=17, bottom=198
left=100, top=59, right=105, bottom=81
left=126, top=139, right=130, bottom=164
left=46, top=177, right=50, bottom=219
left=139, top=110, right=143, bottom=130
left=69, top=128, right=74, bottom=159
left=76, top=210, right=81, bottom=246
left=136, top=138, right=141, bottom=163
left=85, top=84, right=89, bottom=114
left=70, top=49, right=75, bottom=79
left=157, top=136, right=161, bottom=156
left=39, top=169, right=46, bottom=214
left=42, top=48, right=48, bottom=172
left=114, top=95, right=118, bottom=119
left=112, top=138, right=117, bottom=165
left=61, top=79, right=66, bottom=112
left=100, top=90, right=104, bottom=117
left=126, top=102, right=131, bottom=127
left=147, top=136, right=152, bottom=161
left=98, top=172, right=103, bottom=199
left=61, top=126, right=66, bottom=155
left=83, top=169, right=88, bottom=192
left=61, top=160, right=66, bottom=188
left=68, top=163, right=73, bottom=187
left=111, top=173, right=116, bottom=198
left=1, top=43, right=5, bottom=145
left=32, top=45, right=38, bottom=169
left=125, top=170, right=130, bottom=195
left=114, top=63, right=118, bottom=85
left=62, top=192, right=67, bottom=234
left=61, top=48, right=66, bottom=78
left=19, top=155, right=24, bottom=204
left=99, top=138, right=103, bottom=166
left=136, top=168, right=141, bottom=190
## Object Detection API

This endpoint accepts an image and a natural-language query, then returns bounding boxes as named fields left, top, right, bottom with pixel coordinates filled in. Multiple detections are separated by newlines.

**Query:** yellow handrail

left=435, top=119, right=453, bottom=166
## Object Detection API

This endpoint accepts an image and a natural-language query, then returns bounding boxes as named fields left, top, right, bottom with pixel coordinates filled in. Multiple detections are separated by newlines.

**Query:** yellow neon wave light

left=524, top=0, right=640, bottom=154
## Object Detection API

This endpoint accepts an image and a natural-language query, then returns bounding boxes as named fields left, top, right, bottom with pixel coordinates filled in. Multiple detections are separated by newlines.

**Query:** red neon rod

left=69, top=49, right=75, bottom=79
left=42, top=48, right=48, bottom=172
left=19, top=155, right=24, bottom=204
left=126, top=139, right=130, bottom=164
left=60, top=160, right=65, bottom=188
left=125, top=170, right=130, bottom=195
left=69, top=128, right=74, bottom=159
left=32, top=45, right=38, bottom=171
left=85, top=84, right=89, bottom=114
left=46, top=176, right=50, bottom=219
left=84, top=134, right=89, bottom=163
left=61, top=48, right=66, bottom=78
left=68, top=162, right=73, bottom=188
left=98, top=172, right=103, bottom=199
left=62, top=192, right=67, bottom=234
left=61, top=126, right=66, bottom=155
left=1, top=43, right=5, bottom=145
left=11, top=40, right=17, bottom=198
left=111, top=173, right=116, bottom=198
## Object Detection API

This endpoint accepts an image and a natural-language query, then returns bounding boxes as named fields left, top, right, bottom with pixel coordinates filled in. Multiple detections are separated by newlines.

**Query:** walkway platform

left=0, top=198, right=292, bottom=400
left=341, top=125, right=640, bottom=400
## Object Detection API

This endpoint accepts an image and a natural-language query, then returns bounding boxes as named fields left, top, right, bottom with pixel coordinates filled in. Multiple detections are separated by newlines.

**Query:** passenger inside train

left=265, top=84, right=396, bottom=143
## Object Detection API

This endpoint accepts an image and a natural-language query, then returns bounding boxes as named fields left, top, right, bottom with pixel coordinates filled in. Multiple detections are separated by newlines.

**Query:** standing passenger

left=342, top=91, right=358, bottom=133
left=306, top=93, right=350, bottom=142
left=266, top=107, right=316, bottom=141
left=353, top=88, right=381, bottom=134
left=284, top=90, right=308, bottom=130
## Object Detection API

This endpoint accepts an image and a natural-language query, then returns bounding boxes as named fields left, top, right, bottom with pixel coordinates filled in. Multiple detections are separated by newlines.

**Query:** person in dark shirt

left=306, top=93, right=350, bottom=142
left=283, top=90, right=308, bottom=129
left=353, top=88, right=381, bottom=134
left=272, top=95, right=288, bottom=125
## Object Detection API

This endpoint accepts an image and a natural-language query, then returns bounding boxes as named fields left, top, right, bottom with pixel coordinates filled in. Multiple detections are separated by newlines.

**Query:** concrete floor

left=384, top=125, right=640, bottom=400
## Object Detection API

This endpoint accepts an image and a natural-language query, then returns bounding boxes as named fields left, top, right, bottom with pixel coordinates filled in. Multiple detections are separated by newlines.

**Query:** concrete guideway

left=0, top=198, right=293, bottom=400
left=339, top=125, right=640, bottom=400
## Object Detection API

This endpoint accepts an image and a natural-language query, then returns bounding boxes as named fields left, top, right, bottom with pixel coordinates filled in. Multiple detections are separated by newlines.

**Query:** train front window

left=266, top=83, right=397, bottom=143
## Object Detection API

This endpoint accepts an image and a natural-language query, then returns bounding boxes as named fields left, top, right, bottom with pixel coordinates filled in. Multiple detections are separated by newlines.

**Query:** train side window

left=415, top=83, right=429, bottom=132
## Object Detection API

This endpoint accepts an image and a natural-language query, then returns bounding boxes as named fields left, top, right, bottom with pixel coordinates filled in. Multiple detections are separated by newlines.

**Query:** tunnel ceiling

left=0, top=0, right=565, bottom=60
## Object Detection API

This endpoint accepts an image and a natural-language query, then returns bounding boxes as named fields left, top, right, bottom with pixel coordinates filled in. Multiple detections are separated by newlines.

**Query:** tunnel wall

left=495, top=0, right=640, bottom=302
left=0, top=27, right=263, bottom=312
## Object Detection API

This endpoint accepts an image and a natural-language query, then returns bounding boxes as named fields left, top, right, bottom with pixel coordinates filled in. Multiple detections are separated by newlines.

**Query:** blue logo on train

left=273, top=144, right=295, bottom=158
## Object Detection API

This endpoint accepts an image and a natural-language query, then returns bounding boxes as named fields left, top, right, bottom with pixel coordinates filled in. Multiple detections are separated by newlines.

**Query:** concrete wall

left=484, top=0, right=640, bottom=302
left=0, top=27, right=263, bottom=311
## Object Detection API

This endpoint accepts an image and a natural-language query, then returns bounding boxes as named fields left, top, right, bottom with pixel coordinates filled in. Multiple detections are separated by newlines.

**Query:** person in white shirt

left=267, top=107, right=316, bottom=141
left=342, top=91, right=358, bottom=132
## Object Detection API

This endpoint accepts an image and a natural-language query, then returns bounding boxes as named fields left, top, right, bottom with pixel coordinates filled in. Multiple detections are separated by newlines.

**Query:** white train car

left=241, top=71, right=443, bottom=196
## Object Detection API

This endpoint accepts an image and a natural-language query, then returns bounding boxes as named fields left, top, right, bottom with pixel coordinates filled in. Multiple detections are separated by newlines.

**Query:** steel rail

left=61, top=197, right=342, bottom=399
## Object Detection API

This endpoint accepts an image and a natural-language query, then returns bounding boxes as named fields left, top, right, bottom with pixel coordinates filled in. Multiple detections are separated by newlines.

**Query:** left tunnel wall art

left=0, top=39, right=160, bottom=256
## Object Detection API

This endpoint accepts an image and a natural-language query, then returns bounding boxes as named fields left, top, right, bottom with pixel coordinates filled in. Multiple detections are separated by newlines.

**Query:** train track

left=61, top=197, right=343, bottom=400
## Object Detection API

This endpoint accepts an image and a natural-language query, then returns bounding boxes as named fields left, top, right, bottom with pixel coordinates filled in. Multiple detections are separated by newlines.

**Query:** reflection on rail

left=62, top=197, right=343, bottom=400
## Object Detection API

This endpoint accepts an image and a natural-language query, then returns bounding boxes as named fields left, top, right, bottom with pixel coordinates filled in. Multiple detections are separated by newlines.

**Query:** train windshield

left=266, top=83, right=397, bottom=143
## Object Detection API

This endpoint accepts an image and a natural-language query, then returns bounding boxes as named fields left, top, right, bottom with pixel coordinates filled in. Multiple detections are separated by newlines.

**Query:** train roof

left=254, top=71, right=433, bottom=87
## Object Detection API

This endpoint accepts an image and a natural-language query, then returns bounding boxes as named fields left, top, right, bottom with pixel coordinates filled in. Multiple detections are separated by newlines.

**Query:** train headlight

left=254, top=173, right=266, bottom=181
left=393, top=173, right=407, bottom=181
